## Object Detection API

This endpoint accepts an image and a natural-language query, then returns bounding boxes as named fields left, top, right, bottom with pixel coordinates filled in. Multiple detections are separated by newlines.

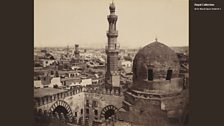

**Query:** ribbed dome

left=133, top=41, right=180, bottom=82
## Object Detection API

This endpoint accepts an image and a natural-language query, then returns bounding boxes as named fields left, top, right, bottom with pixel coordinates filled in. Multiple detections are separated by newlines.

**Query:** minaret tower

left=72, top=44, right=80, bottom=66
left=74, top=44, right=80, bottom=59
left=105, top=2, right=120, bottom=87
left=66, top=45, right=69, bottom=57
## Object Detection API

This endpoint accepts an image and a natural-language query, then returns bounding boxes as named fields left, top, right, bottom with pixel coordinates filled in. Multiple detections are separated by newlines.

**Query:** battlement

left=84, top=87, right=122, bottom=96
left=34, top=86, right=123, bottom=108
left=34, top=87, right=83, bottom=107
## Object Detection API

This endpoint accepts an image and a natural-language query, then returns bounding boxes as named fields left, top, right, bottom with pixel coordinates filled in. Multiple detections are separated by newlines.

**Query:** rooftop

left=34, top=88, right=66, bottom=98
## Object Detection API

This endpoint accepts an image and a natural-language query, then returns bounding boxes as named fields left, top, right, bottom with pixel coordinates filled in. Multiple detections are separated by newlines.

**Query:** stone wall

left=121, top=89, right=189, bottom=126
left=64, top=92, right=85, bottom=122
left=131, top=78, right=183, bottom=94
left=121, top=98, right=182, bottom=126
left=85, top=92, right=123, bottom=121
left=34, top=87, right=124, bottom=125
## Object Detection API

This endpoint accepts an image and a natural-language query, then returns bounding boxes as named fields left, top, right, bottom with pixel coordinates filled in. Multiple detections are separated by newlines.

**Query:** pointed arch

left=49, top=100, right=73, bottom=122
left=100, top=105, right=118, bottom=120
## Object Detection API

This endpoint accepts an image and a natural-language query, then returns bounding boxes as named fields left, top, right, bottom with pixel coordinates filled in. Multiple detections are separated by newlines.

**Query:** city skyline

left=34, top=0, right=189, bottom=48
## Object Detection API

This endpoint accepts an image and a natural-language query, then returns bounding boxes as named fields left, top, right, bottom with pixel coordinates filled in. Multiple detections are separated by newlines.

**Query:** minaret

left=66, top=45, right=69, bottom=57
left=73, top=44, right=80, bottom=65
left=105, top=2, right=120, bottom=87
left=74, top=44, right=80, bottom=59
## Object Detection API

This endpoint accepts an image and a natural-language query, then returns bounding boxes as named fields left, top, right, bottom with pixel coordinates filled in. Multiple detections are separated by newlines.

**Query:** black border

left=190, top=0, right=224, bottom=126
left=1, top=0, right=33, bottom=125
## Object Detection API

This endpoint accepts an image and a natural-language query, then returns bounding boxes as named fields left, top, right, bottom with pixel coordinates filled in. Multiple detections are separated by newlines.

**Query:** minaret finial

left=155, top=36, right=158, bottom=42
left=109, top=0, right=116, bottom=13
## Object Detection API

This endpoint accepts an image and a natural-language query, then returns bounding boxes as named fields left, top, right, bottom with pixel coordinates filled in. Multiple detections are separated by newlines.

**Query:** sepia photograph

left=34, top=0, right=189, bottom=126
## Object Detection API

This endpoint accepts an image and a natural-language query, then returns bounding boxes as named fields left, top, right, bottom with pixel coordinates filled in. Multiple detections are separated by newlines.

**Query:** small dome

left=133, top=41, right=180, bottom=82
left=109, top=3, right=115, bottom=12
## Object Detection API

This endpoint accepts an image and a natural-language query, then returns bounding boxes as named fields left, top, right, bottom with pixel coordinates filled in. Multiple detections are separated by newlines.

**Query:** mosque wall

left=122, top=98, right=169, bottom=126
left=121, top=95, right=187, bottom=126
left=85, top=92, right=123, bottom=112
left=132, top=78, right=184, bottom=93
left=64, top=92, right=85, bottom=120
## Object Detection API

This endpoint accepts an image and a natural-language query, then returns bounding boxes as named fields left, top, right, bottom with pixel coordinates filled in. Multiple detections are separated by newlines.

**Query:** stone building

left=120, top=39, right=189, bottom=126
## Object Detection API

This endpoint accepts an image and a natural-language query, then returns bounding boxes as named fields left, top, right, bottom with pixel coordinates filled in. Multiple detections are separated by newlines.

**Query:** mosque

left=118, top=38, right=189, bottom=126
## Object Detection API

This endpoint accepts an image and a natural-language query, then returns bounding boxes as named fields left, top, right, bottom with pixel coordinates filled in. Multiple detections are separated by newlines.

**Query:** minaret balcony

left=107, top=31, right=118, bottom=37
left=105, top=45, right=120, bottom=53
left=107, top=15, right=118, bottom=20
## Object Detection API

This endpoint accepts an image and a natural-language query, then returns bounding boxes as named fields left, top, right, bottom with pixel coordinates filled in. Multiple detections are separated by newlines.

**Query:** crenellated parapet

left=34, top=87, right=124, bottom=108
left=34, top=87, right=83, bottom=107
left=83, top=86, right=123, bottom=96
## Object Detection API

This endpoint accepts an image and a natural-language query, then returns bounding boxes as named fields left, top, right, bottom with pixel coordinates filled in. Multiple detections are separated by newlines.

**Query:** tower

left=105, top=2, right=120, bottom=87
left=74, top=44, right=80, bottom=59
left=66, top=45, right=69, bottom=57
left=71, top=44, right=80, bottom=66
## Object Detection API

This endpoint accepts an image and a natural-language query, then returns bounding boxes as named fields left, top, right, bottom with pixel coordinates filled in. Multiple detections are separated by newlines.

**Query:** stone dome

left=133, top=41, right=180, bottom=82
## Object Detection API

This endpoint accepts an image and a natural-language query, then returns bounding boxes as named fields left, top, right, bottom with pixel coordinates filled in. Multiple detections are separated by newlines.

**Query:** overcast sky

left=34, top=0, right=189, bottom=48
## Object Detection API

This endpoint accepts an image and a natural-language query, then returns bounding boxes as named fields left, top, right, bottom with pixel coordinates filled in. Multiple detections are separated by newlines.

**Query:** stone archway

left=100, top=105, right=118, bottom=120
left=49, top=100, right=73, bottom=122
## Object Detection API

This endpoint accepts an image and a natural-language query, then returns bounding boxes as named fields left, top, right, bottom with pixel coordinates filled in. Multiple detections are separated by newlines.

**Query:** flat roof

left=61, top=77, right=80, bottom=81
left=34, top=88, right=66, bottom=98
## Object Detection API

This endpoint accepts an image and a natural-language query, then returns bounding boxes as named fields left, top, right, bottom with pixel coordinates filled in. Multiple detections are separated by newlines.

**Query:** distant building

left=49, top=77, right=63, bottom=88
left=74, top=44, right=80, bottom=59
left=81, top=53, right=93, bottom=61
left=71, top=66, right=82, bottom=71
left=121, top=60, right=132, bottom=68
left=80, top=78, right=92, bottom=86
left=61, top=77, right=81, bottom=86
left=34, top=80, right=43, bottom=88
left=41, top=59, right=55, bottom=67
left=71, top=44, right=81, bottom=66
left=34, top=75, right=62, bottom=88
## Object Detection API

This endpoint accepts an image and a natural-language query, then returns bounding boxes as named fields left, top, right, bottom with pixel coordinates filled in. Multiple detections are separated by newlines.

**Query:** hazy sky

left=34, top=0, right=189, bottom=48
